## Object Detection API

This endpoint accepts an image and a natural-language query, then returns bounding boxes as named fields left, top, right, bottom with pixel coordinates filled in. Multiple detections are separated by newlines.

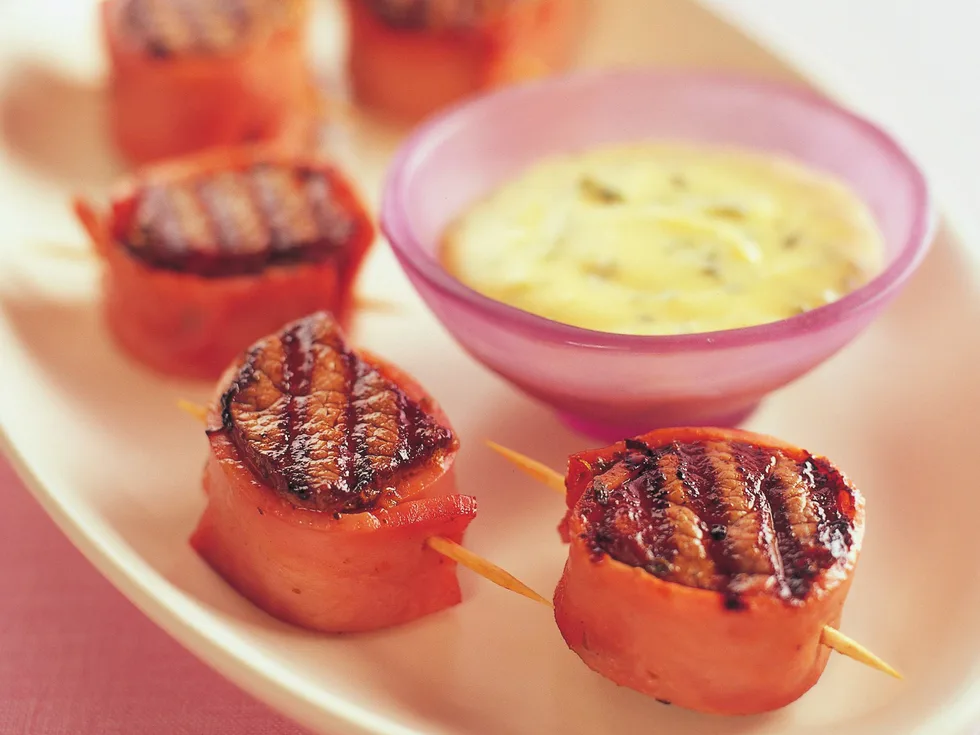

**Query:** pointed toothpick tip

left=34, top=241, right=94, bottom=261
left=177, top=399, right=208, bottom=424
left=426, top=536, right=552, bottom=608
left=821, top=625, right=902, bottom=680
left=353, top=295, right=401, bottom=314
left=485, top=440, right=566, bottom=495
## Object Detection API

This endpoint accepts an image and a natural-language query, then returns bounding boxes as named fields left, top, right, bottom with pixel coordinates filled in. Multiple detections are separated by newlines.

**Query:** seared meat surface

left=123, top=163, right=356, bottom=277
left=364, top=0, right=521, bottom=29
left=577, top=437, right=858, bottom=604
left=211, top=312, right=456, bottom=514
left=117, top=0, right=301, bottom=56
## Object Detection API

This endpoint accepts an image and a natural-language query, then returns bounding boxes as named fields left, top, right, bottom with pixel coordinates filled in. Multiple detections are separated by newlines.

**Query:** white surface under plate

left=0, top=1, right=978, bottom=734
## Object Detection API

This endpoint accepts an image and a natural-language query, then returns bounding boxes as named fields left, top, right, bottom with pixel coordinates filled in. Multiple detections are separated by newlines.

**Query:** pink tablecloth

left=0, top=459, right=309, bottom=735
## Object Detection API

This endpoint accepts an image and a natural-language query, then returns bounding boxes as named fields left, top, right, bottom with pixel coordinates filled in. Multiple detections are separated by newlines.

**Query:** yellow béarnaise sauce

left=440, top=143, right=884, bottom=335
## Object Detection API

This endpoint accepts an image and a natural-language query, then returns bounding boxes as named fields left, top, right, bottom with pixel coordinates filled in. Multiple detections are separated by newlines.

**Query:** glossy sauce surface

left=441, top=143, right=884, bottom=335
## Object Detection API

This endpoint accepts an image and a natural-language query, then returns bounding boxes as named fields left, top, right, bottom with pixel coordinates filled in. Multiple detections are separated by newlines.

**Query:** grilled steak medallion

left=192, top=312, right=474, bottom=633
left=345, top=0, right=585, bottom=122
left=102, top=0, right=314, bottom=165
left=211, top=312, right=456, bottom=513
left=572, top=436, right=858, bottom=607
left=123, top=163, right=358, bottom=277
left=555, top=427, right=866, bottom=715
left=75, top=150, right=374, bottom=380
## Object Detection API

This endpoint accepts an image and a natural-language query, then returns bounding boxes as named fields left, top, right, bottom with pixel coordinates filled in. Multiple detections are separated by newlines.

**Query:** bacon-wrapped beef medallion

left=74, top=149, right=374, bottom=379
left=555, top=426, right=865, bottom=715
left=102, top=0, right=316, bottom=163
left=192, top=312, right=476, bottom=632
left=344, top=0, right=588, bottom=121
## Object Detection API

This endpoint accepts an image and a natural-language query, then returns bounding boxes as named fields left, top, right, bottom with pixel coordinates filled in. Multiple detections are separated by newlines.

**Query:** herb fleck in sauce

left=441, top=143, right=884, bottom=336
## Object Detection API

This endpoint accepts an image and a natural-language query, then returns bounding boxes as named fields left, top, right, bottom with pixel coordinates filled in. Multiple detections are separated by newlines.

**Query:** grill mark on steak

left=654, top=450, right=715, bottom=589
left=581, top=437, right=858, bottom=605
left=117, top=0, right=298, bottom=56
left=248, top=165, right=319, bottom=254
left=211, top=312, right=456, bottom=513
left=364, top=0, right=523, bottom=30
left=123, top=163, right=357, bottom=277
left=196, top=170, right=269, bottom=257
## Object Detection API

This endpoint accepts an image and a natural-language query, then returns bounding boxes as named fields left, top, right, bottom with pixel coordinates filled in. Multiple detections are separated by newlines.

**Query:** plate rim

left=4, top=204, right=980, bottom=733
left=0, top=425, right=427, bottom=735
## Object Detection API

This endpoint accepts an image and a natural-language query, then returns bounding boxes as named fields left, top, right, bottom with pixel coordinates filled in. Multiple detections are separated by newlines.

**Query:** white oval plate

left=1, top=1, right=979, bottom=733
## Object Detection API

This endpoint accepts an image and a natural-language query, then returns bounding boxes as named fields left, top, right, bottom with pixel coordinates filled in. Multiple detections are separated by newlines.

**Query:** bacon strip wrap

left=77, top=149, right=374, bottom=380
left=344, top=0, right=588, bottom=121
left=191, top=313, right=476, bottom=632
left=101, top=0, right=316, bottom=163
left=554, top=426, right=865, bottom=715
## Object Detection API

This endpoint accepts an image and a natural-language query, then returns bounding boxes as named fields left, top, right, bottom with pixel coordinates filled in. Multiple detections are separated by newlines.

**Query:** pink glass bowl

left=381, top=70, right=933, bottom=440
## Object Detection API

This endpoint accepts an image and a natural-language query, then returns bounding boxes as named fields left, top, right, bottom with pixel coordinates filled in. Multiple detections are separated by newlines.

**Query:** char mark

left=752, top=446, right=855, bottom=600
left=582, top=437, right=858, bottom=604
left=123, top=163, right=358, bottom=277
left=365, top=0, right=514, bottom=30
left=213, top=312, right=455, bottom=513
left=119, top=0, right=294, bottom=56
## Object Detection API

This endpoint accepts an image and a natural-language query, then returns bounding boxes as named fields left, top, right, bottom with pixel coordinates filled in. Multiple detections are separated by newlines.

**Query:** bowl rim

left=380, top=68, right=935, bottom=353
